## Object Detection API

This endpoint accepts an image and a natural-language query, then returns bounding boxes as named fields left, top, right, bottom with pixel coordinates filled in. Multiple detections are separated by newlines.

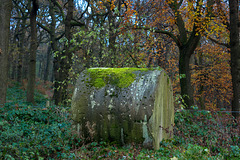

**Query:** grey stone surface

left=71, top=68, right=174, bottom=150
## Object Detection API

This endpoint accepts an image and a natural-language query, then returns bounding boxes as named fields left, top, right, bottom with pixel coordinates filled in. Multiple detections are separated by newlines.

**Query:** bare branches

left=167, top=0, right=187, bottom=44
left=132, top=26, right=181, bottom=46
left=51, top=0, right=65, bottom=22
left=37, top=22, right=50, bottom=33
left=78, top=0, right=90, bottom=21
left=207, top=36, right=229, bottom=48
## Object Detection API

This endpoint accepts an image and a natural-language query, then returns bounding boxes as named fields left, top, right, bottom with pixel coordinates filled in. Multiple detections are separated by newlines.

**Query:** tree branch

left=51, top=0, right=65, bottom=22
left=56, top=32, right=65, bottom=41
left=78, top=0, right=90, bottom=20
left=168, top=0, right=187, bottom=44
left=207, top=36, right=229, bottom=48
left=70, top=19, right=85, bottom=27
left=132, top=26, right=181, bottom=46
left=37, top=22, right=50, bottom=33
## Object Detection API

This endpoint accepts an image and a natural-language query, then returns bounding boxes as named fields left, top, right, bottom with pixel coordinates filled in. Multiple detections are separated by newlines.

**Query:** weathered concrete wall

left=71, top=68, right=174, bottom=150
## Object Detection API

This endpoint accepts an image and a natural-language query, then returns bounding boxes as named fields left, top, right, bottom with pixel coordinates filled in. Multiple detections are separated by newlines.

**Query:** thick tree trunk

left=62, top=0, right=74, bottom=104
left=54, top=0, right=74, bottom=105
left=0, top=1, right=12, bottom=106
left=166, top=1, right=202, bottom=109
left=179, top=49, right=194, bottom=108
left=53, top=57, right=61, bottom=104
left=178, top=34, right=201, bottom=109
left=47, top=0, right=61, bottom=105
left=229, top=0, right=240, bottom=119
left=27, top=0, right=38, bottom=104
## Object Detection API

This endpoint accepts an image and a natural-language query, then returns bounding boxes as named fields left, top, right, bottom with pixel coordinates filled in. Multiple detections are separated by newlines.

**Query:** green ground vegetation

left=0, top=82, right=239, bottom=159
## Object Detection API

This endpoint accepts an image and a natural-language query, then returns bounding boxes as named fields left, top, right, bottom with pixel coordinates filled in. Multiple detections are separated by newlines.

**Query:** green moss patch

left=86, top=68, right=150, bottom=88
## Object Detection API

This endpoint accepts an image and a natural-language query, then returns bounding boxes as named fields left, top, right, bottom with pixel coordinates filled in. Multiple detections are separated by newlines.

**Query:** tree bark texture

left=178, top=34, right=201, bottom=109
left=54, top=0, right=74, bottom=105
left=108, top=10, right=117, bottom=67
left=27, top=0, right=39, bottom=104
left=37, top=0, right=61, bottom=104
left=166, top=2, right=202, bottom=109
left=0, top=0, right=12, bottom=106
left=229, top=0, right=240, bottom=119
left=48, top=0, right=61, bottom=103
left=44, top=45, right=52, bottom=82
left=9, top=19, right=19, bottom=81
left=17, top=18, right=27, bottom=83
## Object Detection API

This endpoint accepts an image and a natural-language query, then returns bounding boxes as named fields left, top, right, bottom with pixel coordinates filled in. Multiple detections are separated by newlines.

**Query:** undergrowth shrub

left=180, top=144, right=210, bottom=160
left=7, top=83, right=48, bottom=105
left=174, top=108, right=240, bottom=157
left=0, top=102, right=81, bottom=159
left=1, top=84, right=239, bottom=159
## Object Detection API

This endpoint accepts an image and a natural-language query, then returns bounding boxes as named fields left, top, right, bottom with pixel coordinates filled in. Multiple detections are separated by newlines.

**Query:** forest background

left=0, top=0, right=240, bottom=120
left=0, top=0, right=240, bottom=159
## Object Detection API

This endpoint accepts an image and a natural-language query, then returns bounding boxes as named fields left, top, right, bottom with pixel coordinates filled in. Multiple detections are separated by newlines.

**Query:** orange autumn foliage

left=192, top=43, right=232, bottom=110
left=121, top=0, right=232, bottom=110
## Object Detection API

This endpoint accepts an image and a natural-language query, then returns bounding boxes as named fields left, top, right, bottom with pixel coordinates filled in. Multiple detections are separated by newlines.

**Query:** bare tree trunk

left=49, top=0, right=61, bottom=105
left=54, top=0, right=74, bottom=105
left=44, top=44, right=51, bottom=82
left=179, top=49, right=194, bottom=108
left=22, top=52, right=29, bottom=80
left=10, top=19, right=20, bottom=81
left=0, top=0, right=12, bottom=106
left=17, top=18, right=27, bottom=83
left=178, top=31, right=201, bottom=109
left=108, top=11, right=117, bottom=67
left=27, top=0, right=39, bottom=104
left=229, top=0, right=240, bottom=119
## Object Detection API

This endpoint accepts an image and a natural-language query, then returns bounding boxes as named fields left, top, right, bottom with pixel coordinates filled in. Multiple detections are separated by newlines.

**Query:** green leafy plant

left=1, top=84, right=239, bottom=159
left=181, top=144, right=210, bottom=160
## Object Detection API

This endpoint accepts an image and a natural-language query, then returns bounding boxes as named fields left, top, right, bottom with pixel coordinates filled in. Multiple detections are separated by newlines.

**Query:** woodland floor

left=0, top=80, right=239, bottom=159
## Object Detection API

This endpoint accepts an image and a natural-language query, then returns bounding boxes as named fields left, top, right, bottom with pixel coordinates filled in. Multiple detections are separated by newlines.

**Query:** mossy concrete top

left=86, top=67, right=161, bottom=88
left=71, top=67, right=173, bottom=150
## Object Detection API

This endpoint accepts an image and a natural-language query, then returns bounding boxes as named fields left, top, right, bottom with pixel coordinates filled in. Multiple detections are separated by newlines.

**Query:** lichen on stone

left=86, top=68, right=150, bottom=88
left=71, top=67, right=173, bottom=150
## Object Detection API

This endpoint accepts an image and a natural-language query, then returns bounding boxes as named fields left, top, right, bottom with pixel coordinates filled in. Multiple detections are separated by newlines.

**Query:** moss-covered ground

left=0, top=81, right=239, bottom=159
